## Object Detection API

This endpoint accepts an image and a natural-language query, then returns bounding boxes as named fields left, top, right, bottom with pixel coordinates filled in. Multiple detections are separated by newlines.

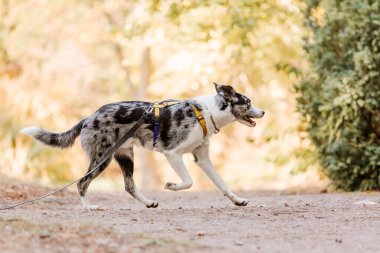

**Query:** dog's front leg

left=164, top=152, right=193, bottom=191
left=192, top=141, right=249, bottom=206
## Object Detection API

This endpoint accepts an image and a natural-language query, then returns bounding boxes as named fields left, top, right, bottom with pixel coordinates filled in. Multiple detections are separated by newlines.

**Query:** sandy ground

left=0, top=181, right=380, bottom=253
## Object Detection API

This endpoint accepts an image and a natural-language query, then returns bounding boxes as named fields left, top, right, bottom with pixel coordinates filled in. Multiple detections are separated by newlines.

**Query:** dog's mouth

left=239, top=115, right=256, bottom=127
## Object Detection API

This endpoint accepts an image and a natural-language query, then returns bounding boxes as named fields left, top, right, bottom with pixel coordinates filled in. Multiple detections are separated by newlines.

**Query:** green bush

left=297, top=0, right=380, bottom=190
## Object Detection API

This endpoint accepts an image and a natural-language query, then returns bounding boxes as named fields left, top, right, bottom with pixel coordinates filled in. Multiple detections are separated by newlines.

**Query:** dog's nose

left=262, top=111, right=265, bottom=116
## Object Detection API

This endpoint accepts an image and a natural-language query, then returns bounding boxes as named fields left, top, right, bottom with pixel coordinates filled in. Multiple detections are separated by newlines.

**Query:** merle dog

left=21, top=84, right=265, bottom=210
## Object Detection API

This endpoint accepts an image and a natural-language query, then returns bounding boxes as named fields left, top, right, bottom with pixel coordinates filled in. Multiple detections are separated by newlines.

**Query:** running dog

left=21, top=83, right=265, bottom=210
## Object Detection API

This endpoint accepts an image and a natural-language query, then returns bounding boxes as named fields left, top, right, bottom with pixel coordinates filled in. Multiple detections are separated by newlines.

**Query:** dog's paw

left=146, top=201, right=159, bottom=208
left=164, top=182, right=177, bottom=191
left=234, top=198, right=249, bottom=207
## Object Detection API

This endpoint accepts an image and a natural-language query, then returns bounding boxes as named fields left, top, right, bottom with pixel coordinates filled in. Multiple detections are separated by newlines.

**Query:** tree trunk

left=138, top=47, right=161, bottom=190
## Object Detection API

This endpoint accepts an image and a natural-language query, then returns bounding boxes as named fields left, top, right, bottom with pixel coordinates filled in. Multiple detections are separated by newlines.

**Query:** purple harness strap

left=152, top=100, right=179, bottom=147
left=153, top=121, right=159, bottom=147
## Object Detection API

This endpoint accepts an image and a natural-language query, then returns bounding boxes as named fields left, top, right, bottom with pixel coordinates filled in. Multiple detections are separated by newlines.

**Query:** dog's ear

left=214, top=83, right=236, bottom=101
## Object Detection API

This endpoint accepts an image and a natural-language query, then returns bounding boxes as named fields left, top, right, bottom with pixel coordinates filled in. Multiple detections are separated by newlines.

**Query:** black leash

left=0, top=106, right=154, bottom=211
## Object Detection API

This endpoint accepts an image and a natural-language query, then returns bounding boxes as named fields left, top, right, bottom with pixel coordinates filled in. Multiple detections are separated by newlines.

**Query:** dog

left=21, top=83, right=265, bottom=210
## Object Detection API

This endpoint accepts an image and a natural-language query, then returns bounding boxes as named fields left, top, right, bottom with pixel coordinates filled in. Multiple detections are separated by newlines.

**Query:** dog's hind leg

left=192, top=141, right=249, bottom=206
left=77, top=157, right=112, bottom=210
left=114, top=147, right=159, bottom=208
left=163, top=152, right=193, bottom=191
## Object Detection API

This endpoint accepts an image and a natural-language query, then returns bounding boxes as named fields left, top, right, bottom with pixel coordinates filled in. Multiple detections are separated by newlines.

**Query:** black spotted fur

left=21, top=84, right=265, bottom=207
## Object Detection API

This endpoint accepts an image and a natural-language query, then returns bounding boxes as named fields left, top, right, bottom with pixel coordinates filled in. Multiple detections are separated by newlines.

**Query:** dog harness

left=152, top=101, right=208, bottom=147
left=3, top=102, right=219, bottom=210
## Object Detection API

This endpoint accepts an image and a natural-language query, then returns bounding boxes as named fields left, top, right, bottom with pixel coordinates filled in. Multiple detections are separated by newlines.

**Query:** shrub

left=297, top=0, right=380, bottom=190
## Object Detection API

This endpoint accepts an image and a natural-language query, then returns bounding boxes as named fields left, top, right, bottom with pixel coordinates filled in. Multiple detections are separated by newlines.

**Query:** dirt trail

left=0, top=182, right=380, bottom=253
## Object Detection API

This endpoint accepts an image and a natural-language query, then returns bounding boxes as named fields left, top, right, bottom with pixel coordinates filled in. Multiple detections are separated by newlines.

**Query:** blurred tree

left=0, top=0, right=22, bottom=78
left=103, top=2, right=162, bottom=188
left=0, top=0, right=313, bottom=190
left=298, top=0, right=380, bottom=190
left=145, top=0, right=310, bottom=187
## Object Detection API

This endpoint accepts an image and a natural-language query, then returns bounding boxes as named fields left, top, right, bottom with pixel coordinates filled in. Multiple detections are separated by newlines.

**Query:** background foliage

left=298, top=0, right=380, bottom=190
left=0, top=0, right=323, bottom=191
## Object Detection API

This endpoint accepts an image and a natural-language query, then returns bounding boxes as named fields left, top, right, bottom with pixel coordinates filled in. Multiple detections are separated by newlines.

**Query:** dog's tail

left=20, top=119, right=85, bottom=148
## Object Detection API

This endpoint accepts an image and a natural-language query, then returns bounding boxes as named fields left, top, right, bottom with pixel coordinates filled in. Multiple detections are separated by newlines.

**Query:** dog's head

left=214, top=83, right=265, bottom=127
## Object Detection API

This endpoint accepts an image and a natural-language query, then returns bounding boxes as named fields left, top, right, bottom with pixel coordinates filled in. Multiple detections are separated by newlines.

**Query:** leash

left=0, top=105, right=154, bottom=211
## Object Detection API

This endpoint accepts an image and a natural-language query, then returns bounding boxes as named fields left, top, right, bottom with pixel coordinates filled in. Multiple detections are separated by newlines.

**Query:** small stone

left=197, top=231, right=205, bottom=236
left=39, top=234, right=50, bottom=239
left=234, top=241, right=244, bottom=246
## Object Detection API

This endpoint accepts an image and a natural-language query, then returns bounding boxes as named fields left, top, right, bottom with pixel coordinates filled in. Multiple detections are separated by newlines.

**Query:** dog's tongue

left=247, top=117, right=256, bottom=126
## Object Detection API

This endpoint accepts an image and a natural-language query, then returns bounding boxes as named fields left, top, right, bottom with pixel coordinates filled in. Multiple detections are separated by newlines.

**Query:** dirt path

left=1, top=182, right=380, bottom=253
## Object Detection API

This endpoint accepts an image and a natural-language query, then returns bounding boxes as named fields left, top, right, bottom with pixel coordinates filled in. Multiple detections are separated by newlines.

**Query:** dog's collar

left=210, top=115, right=220, bottom=134
left=202, top=104, right=220, bottom=135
